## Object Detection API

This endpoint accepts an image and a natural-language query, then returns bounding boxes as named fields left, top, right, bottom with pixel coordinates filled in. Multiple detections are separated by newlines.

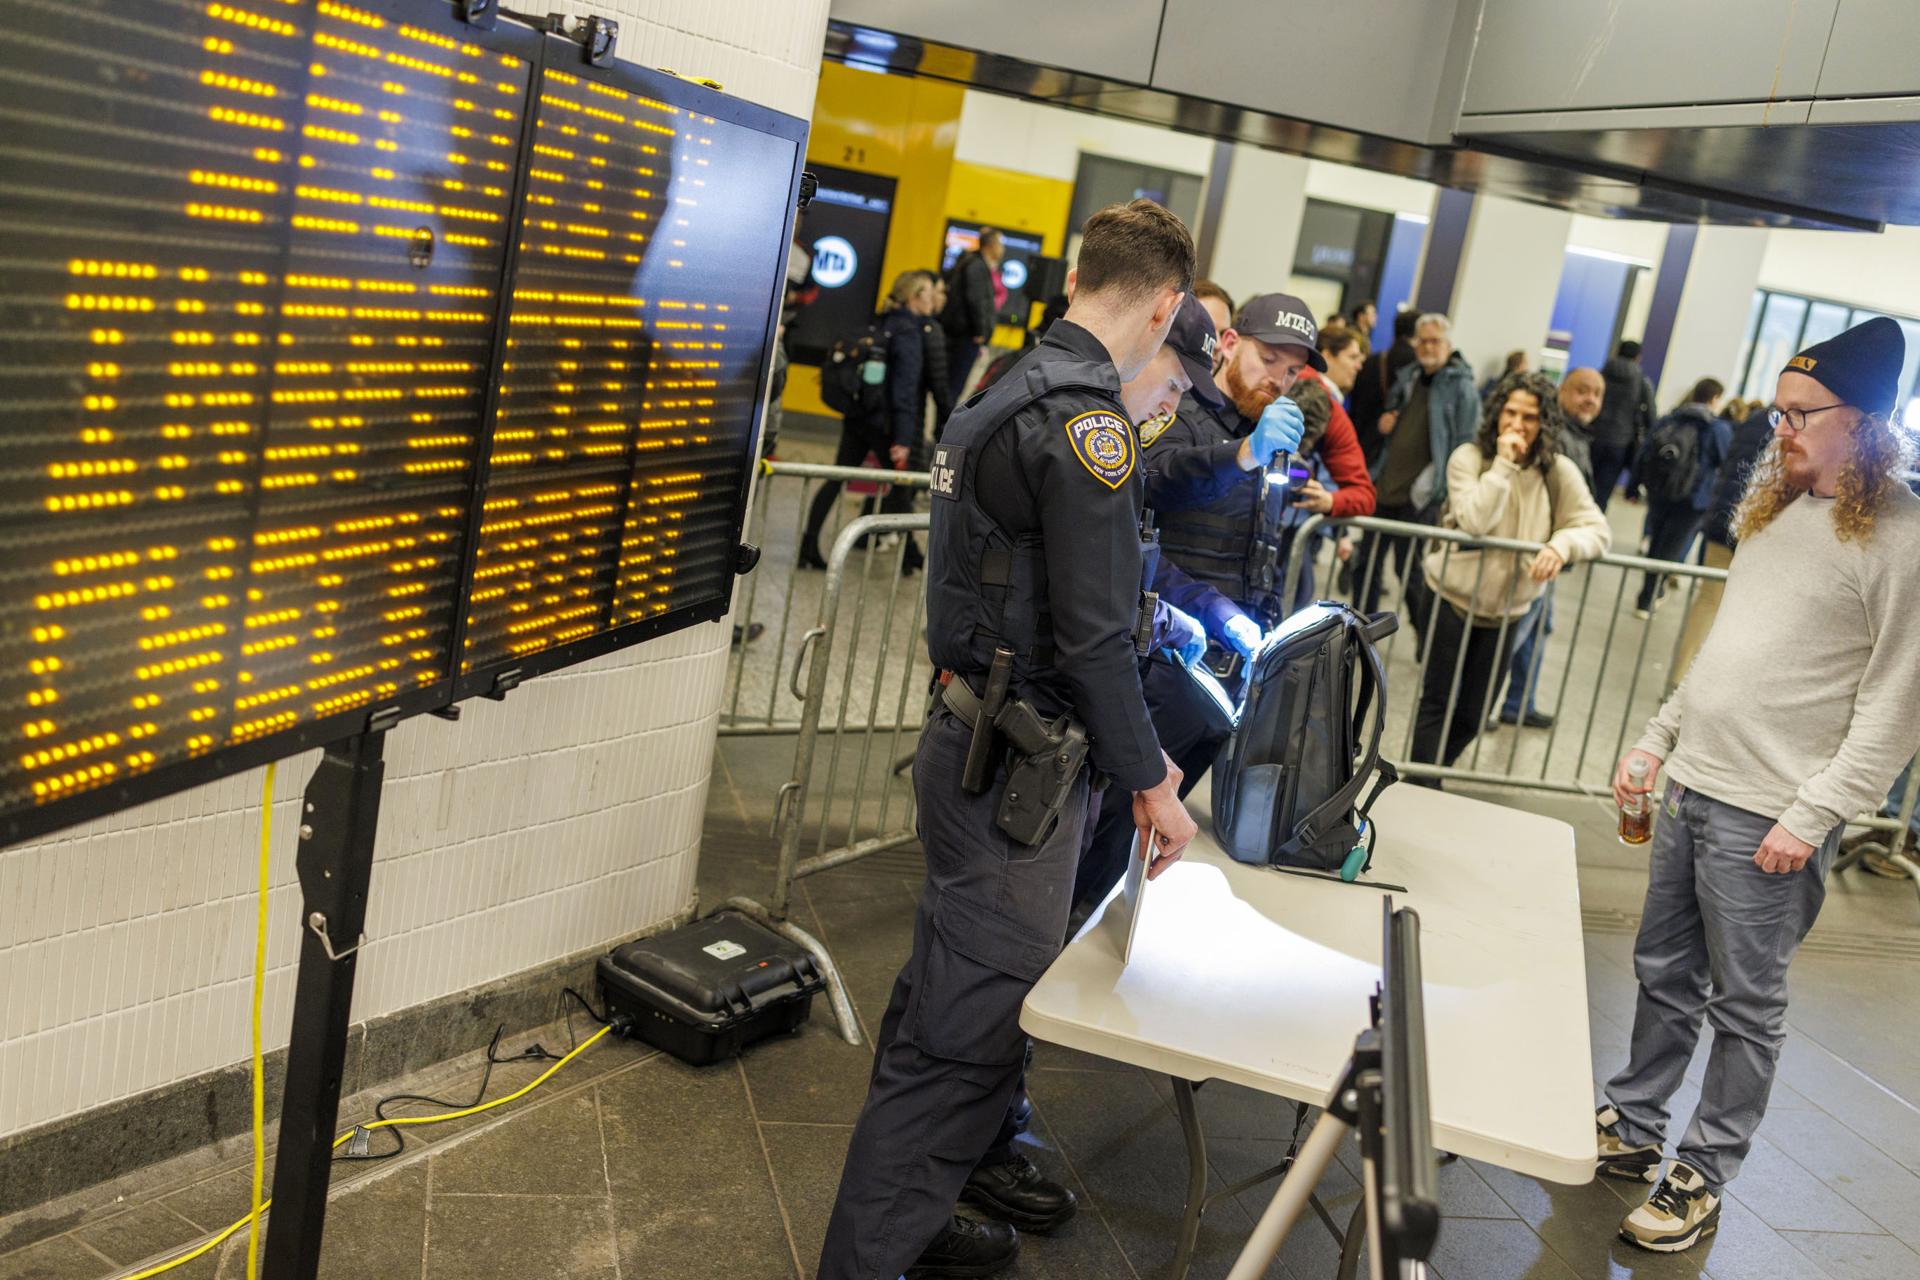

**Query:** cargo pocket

left=907, top=892, right=1061, bottom=1067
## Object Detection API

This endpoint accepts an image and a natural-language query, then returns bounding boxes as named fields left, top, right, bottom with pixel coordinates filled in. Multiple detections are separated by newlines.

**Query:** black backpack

left=1639, top=413, right=1702, bottom=503
left=820, top=321, right=890, bottom=422
left=1212, top=602, right=1399, bottom=880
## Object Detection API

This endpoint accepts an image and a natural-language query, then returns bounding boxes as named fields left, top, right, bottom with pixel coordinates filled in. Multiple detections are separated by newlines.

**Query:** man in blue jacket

left=1361, top=313, right=1480, bottom=614
left=1633, top=378, right=1731, bottom=618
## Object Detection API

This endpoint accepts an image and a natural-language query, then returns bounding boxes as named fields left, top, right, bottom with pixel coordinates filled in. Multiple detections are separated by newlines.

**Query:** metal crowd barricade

left=725, top=510, right=935, bottom=1045
left=1278, top=514, right=1920, bottom=891
left=722, top=460, right=931, bottom=736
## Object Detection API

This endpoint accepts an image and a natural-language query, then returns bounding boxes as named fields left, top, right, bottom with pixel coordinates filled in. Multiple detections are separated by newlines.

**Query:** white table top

left=1021, top=782, right=1595, bottom=1185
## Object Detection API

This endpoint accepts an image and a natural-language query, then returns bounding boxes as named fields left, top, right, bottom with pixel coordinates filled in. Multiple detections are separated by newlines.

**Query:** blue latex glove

left=1158, top=601, right=1207, bottom=667
left=1221, top=612, right=1263, bottom=658
left=1249, top=397, right=1305, bottom=466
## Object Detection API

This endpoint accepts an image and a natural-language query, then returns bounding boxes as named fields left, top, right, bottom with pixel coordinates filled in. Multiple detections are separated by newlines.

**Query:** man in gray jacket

left=1361, top=313, right=1479, bottom=612
left=1599, top=317, right=1920, bottom=1253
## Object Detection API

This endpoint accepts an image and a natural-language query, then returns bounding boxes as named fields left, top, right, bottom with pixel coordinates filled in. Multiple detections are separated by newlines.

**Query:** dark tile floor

left=5, top=731, right=1920, bottom=1280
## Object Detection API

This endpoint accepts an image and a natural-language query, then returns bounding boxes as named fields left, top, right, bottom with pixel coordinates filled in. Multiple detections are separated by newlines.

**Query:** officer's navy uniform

left=817, top=319, right=1168, bottom=1278
left=1071, top=388, right=1302, bottom=910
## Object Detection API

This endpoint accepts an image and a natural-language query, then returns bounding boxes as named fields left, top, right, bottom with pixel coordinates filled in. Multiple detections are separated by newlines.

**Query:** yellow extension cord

left=248, top=762, right=274, bottom=1280
left=120, top=767, right=614, bottom=1280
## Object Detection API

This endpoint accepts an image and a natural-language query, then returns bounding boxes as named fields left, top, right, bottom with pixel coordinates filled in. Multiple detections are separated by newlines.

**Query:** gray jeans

left=1605, top=780, right=1840, bottom=1190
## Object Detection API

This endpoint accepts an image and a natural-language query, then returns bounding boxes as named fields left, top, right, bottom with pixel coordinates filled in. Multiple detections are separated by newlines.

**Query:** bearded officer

left=817, top=199, right=1202, bottom=1280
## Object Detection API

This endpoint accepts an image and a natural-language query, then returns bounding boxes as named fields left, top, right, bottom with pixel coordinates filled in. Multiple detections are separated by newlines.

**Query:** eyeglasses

left=1766, top=403, right=1852, bottom=434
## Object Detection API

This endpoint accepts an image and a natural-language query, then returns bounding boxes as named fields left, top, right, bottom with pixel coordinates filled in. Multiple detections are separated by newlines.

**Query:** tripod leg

left=1225, top=1111, right=1352, bottom=1280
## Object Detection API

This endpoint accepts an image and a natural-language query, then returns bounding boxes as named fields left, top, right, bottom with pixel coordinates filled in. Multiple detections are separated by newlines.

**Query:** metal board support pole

left=262, top=730, right=388, bottom=1280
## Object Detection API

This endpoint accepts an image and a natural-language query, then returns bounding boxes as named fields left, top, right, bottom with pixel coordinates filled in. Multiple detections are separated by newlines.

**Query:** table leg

left=1170, top=1077, right=1208, bottom=1280
left=1335, top=1195, right=1367, bottom=1280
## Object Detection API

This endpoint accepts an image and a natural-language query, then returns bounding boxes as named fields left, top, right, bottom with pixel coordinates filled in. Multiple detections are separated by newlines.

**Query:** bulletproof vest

left=925, top=348, right=1119, bottom=687
left=1155, top=398, right=1287, bottom=623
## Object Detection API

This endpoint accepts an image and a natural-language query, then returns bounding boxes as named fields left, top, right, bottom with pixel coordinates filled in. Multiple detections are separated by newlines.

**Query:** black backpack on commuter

left=1212, top=602, right=1399, bottom=881
left=820, top=322, right=890, bottom=423
left=1639, top=412, right=1702, bottom=503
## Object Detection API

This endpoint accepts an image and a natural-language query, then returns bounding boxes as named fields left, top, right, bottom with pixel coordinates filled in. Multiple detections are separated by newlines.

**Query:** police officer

left=1072, top=294, right=1325, bottom=914
left=817, top=200, right=1202, bottom=1280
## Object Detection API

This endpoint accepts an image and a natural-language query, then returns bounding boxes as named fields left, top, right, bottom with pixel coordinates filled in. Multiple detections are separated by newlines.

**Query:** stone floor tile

left=69, top=1201, right=204, bottom=1268
left=1426, top=1217, right=1583, bottom=1280
left=424, top=1194, right=617, bottom=1280
left=1695, top=1192, right=1839, bottom=1280
left=157, top=1168, right=256, bottom=1236
left=1719, top=1139, right=1883, bottom=1235
left=428, top=1091, right=609, bottom=1197
left=1777, top=1229, right=1920, bottom=1280
left=598, top=1060, right=793, bottom=1275
left=1025, top=1067, right=1253, bottom=1280
left=757, top=1121, right=850, bottom=1279
left=1754, top=1107, right=1920, bottom=1246
left=738, top=1018, right=878, bottom=1127
left=0, top=1235, right=119, bottom=1280
left=1015, top=1106, right=1169, bottom=1280
left=311, top=1162, right=428, bottom=1280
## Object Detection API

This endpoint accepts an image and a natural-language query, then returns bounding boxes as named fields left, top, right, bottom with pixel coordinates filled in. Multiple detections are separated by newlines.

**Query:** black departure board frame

left=0, top=1, right=807, bottom=846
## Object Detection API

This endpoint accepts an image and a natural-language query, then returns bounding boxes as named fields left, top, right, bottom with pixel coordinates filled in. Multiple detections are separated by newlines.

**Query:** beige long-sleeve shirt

left=1636, top=486, right=1920, bottom=844
left=1423, top=446, right=1613, bottom=621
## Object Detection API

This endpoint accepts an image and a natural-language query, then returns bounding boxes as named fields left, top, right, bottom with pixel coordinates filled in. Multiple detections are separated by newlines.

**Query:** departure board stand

left=263, top=730, right=389, bottom=1280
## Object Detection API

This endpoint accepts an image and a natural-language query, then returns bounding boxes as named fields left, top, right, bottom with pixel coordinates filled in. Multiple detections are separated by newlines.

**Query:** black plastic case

left=597, top=911, right=826, bottom=1065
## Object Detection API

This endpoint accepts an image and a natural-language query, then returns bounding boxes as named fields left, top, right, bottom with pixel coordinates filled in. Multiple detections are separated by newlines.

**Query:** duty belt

left=936, top=667, right=1093, bottom=844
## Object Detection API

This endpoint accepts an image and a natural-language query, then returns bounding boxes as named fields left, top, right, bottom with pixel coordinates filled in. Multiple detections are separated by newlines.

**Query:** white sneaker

left=1620, top=1161, right=1720, bottom=1253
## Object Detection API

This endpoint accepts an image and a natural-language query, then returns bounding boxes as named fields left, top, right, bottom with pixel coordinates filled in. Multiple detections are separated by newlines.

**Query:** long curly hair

left=1730, top=411, right=1914, bottom=544
left=1475, top=371, right=1565, bottom=475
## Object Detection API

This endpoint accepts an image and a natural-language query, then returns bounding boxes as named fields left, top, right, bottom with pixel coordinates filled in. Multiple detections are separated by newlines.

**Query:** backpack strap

left=1295, top=614, right=1391, bottom=846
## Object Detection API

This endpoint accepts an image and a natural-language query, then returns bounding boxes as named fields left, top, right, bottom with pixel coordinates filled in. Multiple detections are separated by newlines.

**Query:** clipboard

left=1105, top=826, right=1153, bottom=964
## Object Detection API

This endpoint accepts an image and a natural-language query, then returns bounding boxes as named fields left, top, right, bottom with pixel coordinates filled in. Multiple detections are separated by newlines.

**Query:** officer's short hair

left=1074, top=199, right=1195, bottom=304
left=978, top=227, right=1003, bottom=251
left=1415, top=312, right=1451, bottom=337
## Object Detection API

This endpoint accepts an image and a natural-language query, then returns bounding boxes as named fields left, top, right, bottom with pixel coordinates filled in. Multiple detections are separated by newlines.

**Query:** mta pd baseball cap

left=1782, top=316, right=1905, bottom=419
left=1167, top=292, right=1224, bottom=408
left=1234, top=292, right=1328, bottom=372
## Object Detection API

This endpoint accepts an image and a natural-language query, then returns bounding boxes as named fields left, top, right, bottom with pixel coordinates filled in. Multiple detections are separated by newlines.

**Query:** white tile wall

left=0, top=0, right=829, bottom=1142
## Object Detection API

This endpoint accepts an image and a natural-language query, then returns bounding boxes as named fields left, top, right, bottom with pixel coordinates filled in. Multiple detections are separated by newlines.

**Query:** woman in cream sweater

left=1409, top=371, right=1612, bottom=777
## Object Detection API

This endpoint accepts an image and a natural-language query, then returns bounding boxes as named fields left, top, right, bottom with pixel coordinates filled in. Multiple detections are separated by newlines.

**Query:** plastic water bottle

left=1619, top=757, right=1653, bottom=846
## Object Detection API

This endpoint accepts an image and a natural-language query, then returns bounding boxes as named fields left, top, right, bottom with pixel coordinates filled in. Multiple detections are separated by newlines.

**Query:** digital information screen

left=0, top=1, right=803, bottom=842
left=782, top=163, right=894, bottom=367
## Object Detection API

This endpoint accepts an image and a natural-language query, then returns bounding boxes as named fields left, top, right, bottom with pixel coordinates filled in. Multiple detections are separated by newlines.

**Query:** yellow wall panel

left=782, top=65, right=962, bottom=420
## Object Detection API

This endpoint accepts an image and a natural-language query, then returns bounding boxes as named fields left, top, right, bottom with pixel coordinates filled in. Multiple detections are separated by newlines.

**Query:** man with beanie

left=1598, top=317, right=1920, bottom=1253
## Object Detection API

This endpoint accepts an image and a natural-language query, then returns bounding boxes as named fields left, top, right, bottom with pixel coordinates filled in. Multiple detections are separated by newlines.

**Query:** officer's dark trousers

left=1072, top=657, right=1225, bottom=914
left=818, top=706, right=1089, bottom=1280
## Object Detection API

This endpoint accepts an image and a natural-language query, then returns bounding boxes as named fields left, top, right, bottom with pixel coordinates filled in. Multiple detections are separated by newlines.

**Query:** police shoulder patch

left=1063, top=409, right=1136, bottom=489
left=1137, top=411, right=1175, bottom=450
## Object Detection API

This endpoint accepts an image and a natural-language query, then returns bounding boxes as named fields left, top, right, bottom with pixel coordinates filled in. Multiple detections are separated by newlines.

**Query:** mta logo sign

left=812, top=235, right=857, bottom=289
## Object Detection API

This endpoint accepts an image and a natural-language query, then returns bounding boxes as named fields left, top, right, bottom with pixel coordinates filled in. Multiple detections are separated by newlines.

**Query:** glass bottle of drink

left=1619, top=757, right=1653, bottom=846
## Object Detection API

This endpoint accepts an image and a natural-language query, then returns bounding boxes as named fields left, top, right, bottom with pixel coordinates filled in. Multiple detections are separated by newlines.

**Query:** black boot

left=905, top=1215, right=1019, bottom=1278
left=961, top=1150, right=1077, bottom=1232
left=797, top=540, right=828, bottom=571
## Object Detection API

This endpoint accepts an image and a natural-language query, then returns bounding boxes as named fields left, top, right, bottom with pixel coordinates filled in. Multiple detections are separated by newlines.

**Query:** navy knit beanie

left=1783, top=316, right=1905, bottom=418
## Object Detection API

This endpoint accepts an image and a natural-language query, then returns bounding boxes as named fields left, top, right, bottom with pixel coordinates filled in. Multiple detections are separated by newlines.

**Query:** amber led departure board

left=0, top=1, right=804, bottom=842
left=457, top=49, right=799, bottom=684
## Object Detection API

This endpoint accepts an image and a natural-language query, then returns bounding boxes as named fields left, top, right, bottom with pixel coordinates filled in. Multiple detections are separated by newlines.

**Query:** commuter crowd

left=777, top=198, right=1920, bottom=1274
